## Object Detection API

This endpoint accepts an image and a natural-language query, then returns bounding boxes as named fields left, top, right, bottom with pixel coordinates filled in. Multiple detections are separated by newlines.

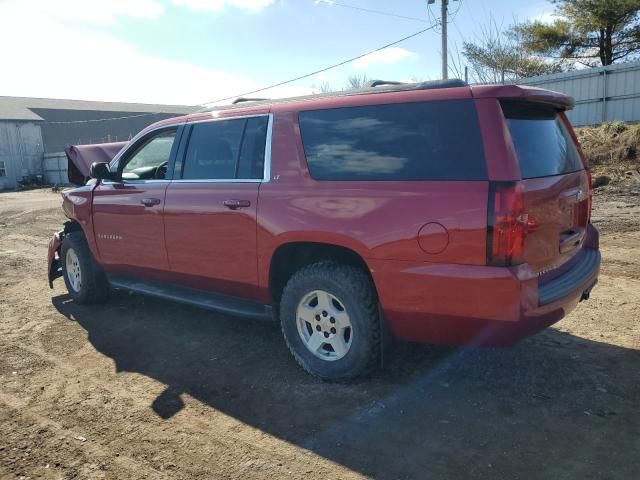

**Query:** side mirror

left=90, top=162, right=119, bottom=182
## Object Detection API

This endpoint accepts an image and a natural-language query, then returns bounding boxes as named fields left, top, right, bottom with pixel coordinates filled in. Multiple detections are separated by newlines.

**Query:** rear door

left=92, top=127, right=180, bottom=272
left=501, top=100, right=590, bottom=273
left=163, top=115, right=270, bottom=298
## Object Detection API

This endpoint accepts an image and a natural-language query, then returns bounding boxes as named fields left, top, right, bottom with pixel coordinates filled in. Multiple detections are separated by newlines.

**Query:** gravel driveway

left=1, top=188, right=638, bottom=480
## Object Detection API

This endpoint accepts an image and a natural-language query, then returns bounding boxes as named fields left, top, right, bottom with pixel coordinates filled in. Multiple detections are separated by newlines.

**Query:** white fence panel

left=519, top=61, right=640, bottom=126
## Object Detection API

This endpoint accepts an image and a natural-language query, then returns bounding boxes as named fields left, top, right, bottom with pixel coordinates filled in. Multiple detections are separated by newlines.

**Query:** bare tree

left=462, top=18, right=564, bottom=83
left=344, top=74, right=370, bottom=90
left=311, top=80, right=334, bottom=94
left=447, top=45, right=469, bottom=82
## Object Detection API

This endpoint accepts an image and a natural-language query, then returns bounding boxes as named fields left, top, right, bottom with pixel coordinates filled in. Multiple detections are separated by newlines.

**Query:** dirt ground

left=0, top=187, right=638, bottom=480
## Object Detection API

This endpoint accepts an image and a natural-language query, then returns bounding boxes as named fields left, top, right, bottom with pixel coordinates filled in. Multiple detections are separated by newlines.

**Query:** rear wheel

left=280, top=262, right=380, bottom=380
left=61, top=232, right=109, bottom=304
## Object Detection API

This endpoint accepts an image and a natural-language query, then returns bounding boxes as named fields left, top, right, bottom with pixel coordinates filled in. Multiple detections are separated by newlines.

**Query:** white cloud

left=172, top=0, right=276, bottom=13
left=532, top=10, right=556, bottom=23
left=519, top=1, right=556, bottom=24
left=0, top=0, right=309, bottom=105
left=352, top=47, right=417, bottom=69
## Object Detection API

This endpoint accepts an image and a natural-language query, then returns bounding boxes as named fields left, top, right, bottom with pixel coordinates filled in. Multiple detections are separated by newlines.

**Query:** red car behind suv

left=48, top=80, right=600, bottom=380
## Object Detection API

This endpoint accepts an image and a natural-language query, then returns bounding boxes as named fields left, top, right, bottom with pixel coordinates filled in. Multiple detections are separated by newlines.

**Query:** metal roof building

left=0, top=96, right=195, bottom=189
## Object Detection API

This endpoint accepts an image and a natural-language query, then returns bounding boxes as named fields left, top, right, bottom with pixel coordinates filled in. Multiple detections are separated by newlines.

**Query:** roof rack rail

left=366, top=78, right=467, bottom=91
left=366, top=80, right=407, bottom=88
left=198, top=78, right=471, bottom=113
left=232, top=97, right=270, bottom=105
left=411, top=79, right=467, bottom=90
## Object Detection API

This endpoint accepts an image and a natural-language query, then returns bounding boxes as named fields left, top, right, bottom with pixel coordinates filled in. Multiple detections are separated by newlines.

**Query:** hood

left=64, top=141, right=127, bottom=185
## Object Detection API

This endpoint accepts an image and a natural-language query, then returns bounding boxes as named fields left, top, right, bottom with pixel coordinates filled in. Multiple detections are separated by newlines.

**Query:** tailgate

left=521, top=170, right=590, bottom=273
left=502, top=100, right=590, bottom=274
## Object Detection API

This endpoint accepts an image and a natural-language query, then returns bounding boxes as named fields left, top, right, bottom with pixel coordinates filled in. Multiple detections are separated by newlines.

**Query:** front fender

left=47, top=231, right=63, bottom=288
left=61, top=184, right=101, bottom=262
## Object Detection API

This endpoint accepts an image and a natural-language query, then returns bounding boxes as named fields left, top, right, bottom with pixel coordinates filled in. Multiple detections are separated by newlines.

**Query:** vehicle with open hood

left=47, top=79, right=600, bottom=380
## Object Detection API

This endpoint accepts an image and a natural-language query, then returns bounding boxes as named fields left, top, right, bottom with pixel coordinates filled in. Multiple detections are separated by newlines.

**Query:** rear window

left=298, top=100, right=487, bottom=181
left=502, top=101, right=583, bottom=179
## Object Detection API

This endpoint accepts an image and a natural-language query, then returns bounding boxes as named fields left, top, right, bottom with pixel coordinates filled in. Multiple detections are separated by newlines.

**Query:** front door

left=92, top=127, right=180, bottom=273
left=163, top=115, right=270, bottom=299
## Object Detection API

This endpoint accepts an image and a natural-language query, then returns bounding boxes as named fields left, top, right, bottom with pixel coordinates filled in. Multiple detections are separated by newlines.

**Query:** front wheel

left=280, top=262, right=381, bottom=381
left=60, top=232, right=109, bottom=304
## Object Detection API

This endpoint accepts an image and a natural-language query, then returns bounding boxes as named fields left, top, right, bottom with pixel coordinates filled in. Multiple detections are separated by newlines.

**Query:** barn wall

left=43, top=152, right=69, bottom=186
left=34, top=109, right=180, bottom=152
left=0, top=121, right=44, bottom=189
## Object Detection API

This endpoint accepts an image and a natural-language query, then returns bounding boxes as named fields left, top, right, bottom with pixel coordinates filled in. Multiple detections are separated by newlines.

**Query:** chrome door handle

left=141, top=198, right=161, bottom=207
left=223, top=199, right=251, bottom=210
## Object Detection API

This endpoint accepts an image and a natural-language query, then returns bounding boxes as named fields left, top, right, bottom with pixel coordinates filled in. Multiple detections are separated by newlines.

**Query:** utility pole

left=441, top=0, right=448, bottom=80
left=427, top=0, right=453, bottom=80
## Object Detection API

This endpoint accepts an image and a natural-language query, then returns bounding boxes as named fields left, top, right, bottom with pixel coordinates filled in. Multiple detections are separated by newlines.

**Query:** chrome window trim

left=263, top=113, right=273, bottom=183
left=103, top=113, right=273, bottom=185
left=170, top=179, right=263, bottom=184
left=103, top=179, right=171, bottom=185
left=175, top=112, right=273, bottom=183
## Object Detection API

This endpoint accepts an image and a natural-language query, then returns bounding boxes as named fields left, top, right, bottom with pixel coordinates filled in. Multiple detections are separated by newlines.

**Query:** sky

left=0, top=0, right=557, bottom=106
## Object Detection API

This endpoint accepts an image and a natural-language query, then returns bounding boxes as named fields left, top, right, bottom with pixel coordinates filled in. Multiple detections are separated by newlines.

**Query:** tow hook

left=580, top=280, right=597, bottom=302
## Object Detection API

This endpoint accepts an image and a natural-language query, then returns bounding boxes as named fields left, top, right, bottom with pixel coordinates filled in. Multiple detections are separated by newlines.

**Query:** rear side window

left=502, top=101, right=583, bottom=179
left=298, top=100, right=487, bottom=181
left=181, top=116, right=268, bottom=180
left=237, top=116, right=269, bottom=179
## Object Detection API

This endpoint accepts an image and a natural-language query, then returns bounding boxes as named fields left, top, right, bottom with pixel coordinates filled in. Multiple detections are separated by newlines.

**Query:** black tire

left=60, top=231, right=109, bottom=304
left=280, top=262, right=381, bottom=381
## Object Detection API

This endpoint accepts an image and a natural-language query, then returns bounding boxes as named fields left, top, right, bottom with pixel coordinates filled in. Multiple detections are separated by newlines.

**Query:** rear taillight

left=586, top=168, right=593, bottom=223
left=487, top=182, right=535, bottom=267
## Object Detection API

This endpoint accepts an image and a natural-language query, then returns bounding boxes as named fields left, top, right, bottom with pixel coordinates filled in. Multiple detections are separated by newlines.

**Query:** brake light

left=487, top=182, right=535, bottom=266
left=586, top=168, right=593, bottom=223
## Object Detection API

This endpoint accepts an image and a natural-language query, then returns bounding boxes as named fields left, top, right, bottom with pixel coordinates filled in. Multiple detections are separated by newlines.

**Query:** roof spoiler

left=471, top=85, right=575, bottom=110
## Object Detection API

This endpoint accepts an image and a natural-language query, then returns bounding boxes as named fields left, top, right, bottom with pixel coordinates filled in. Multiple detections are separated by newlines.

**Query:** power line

left=197, top=25, right=436, bottom=106
left=426, top=2, right=442, bottom=33
left=315, top=0, right=429, bottom=23
left=43, top=111, right=165, bottom=125
left=449, top=0, right=464, bottom=22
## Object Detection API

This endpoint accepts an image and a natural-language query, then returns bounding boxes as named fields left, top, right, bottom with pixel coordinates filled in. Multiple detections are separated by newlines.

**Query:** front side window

left=298, top=100, right=487, bottom=181
left=181, top=116, right=269, bottom=180
left=121, top=129, right=177, bottom=180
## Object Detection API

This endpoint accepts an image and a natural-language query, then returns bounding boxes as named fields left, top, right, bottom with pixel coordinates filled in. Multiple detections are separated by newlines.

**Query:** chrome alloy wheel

left=296, top=290, right=353, bottom=361
left=65, top=247, right=82, bottom=292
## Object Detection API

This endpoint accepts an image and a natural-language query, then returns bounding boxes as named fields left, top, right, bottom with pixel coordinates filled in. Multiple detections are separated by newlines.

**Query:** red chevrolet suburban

left=47, top=80, right=600, bottom=380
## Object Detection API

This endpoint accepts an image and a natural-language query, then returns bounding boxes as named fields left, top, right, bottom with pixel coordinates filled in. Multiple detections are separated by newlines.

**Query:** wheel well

left=269, top=242, right=374, bottom=303
left=63, top=220, right=83, bottom=235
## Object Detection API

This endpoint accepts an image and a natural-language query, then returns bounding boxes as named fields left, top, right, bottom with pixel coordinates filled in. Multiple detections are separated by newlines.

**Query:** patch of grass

left=576, top=122, right=640, bottom=178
